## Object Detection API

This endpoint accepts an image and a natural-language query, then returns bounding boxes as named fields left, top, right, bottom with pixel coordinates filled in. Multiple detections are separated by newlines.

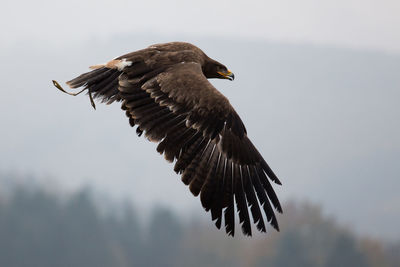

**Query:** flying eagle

left=53, top=42, right=282, bottom=236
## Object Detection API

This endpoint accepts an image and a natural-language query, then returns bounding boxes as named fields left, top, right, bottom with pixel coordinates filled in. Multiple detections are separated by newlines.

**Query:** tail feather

left=66, top=67, right=121, bottom=104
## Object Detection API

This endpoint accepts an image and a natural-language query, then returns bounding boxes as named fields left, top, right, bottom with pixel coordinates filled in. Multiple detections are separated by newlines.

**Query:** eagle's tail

left=66, top=67, right=122, bottom=105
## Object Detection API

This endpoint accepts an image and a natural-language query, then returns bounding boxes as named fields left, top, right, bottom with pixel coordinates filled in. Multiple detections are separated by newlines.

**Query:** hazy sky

left=1, top=1, right=399, bottom=240
left=1, top=0, right=400, bottom=53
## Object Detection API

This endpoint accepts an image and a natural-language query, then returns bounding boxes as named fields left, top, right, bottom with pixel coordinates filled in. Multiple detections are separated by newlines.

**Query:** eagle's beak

left=218, top=70, right=235, bottom=81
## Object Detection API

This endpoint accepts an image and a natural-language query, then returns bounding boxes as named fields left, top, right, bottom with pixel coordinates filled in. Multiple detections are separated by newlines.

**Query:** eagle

left=53, top=42, right=282, bottom=236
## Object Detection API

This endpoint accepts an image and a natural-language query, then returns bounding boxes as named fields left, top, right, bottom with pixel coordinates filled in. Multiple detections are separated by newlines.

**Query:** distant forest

left=0, top=175, right=398, bottom=267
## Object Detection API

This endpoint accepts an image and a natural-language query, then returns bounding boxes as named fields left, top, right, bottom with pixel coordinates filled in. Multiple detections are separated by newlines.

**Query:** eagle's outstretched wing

left=118, top=62, right=281, bottom=236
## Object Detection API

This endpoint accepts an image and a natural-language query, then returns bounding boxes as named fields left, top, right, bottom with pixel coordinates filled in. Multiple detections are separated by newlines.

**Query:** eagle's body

left=60, top=42, right=282, bottom=236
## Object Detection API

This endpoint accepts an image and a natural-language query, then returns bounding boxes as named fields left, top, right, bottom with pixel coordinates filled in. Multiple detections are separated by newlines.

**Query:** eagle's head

left=203, top=59, right=235, bottom=81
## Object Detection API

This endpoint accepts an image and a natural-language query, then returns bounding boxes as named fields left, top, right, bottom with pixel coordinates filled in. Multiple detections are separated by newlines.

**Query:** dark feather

left=242, top=166, right=266, bottom=232
left=92, top=71, right=120, bottom=100
left=163, top=125, right=194, bottom=162
left=234, top=164, right=252, bottom=236
left=67, top=67, right=113, bottom=88
left=223, top=160, right=235, bottom=236
left=255, top=166, right=280, bottom=231
left=200, top=151, right=221, bottom=210
left=155, top=115, right=187, bottom=154
left=257, top=166, right=283, bottom=213
left=124, top=97, right=154, bottom=110
left=181, top=140, right=210, bottom=185
left=142, top=111, right=178, bottom=141
left=189, top=143, right=216, bottom=196
left=210, top=156, right=226, bottom=229
left=174, top=133, right=205, bottom=174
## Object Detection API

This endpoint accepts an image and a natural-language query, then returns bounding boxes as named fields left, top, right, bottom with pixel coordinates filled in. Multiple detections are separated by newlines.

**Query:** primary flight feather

left=54, top=42, right=282, bottom=236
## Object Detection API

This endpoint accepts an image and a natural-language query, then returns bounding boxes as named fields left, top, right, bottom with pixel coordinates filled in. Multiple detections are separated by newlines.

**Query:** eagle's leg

left=52, top=80, right=96, bottom=109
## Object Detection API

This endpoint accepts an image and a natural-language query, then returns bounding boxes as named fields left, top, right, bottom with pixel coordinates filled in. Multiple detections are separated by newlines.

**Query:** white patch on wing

left=114, top=58, right=132, bottom=71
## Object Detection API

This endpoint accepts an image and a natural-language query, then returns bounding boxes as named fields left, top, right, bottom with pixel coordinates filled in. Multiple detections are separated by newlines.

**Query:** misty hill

left=1, top=175, right=399, bottom=267
left=0, top=34, right=399, bottom=240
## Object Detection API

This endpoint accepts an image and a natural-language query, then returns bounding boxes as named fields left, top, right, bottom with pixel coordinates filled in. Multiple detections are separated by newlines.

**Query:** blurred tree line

left=0, top=179, right=399, bottom=267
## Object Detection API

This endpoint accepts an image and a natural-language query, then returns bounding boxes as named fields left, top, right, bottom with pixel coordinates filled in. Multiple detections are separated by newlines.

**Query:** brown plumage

left=57, top=42, right=282, bottom=236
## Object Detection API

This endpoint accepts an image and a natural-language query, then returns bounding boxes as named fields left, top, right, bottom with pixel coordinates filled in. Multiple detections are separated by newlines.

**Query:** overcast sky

left=1, top=1, right=399, bottom=240
left=1, top=0, right=400, bottom=53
